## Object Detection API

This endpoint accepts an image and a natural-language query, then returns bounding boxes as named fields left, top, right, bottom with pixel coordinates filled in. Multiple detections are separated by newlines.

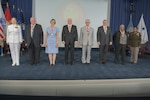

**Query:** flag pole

left=130, top=14, right=132, bottom=20
left=6, top=2, right=8, bottom=7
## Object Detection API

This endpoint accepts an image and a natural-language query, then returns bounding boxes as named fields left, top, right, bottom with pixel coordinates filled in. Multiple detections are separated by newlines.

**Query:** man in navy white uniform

left=6, top=17, right=22, bottom=66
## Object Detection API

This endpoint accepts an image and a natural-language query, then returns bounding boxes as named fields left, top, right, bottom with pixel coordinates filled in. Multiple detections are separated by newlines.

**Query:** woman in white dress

left=6, top=17, right=22, bottom=66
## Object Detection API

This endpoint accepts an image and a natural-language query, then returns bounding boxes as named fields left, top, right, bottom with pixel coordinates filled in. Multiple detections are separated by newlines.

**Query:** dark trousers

left=28, top=39, right=41, bottom=64
left=65, top=42, right=74, bottom=63
left=114, top=44, right=126, bottom=63
left=99, top=45, right=108, bottom=62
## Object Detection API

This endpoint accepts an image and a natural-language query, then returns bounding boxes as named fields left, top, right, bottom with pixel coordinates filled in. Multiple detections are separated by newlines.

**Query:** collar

left=103, top=25, right=107, bottom=28
left=86, top=26, right=90, bottom=28
left=68, top=24, right=72, bottom=27
left=12, top=24, right=16, bottom=26
left=31, top=24, right=36, bottom=27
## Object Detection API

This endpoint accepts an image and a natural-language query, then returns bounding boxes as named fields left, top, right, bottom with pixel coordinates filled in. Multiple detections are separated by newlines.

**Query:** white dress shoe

left=16, top=63, right=20, bottom=66
left=12, top=63, right=15, bottom=66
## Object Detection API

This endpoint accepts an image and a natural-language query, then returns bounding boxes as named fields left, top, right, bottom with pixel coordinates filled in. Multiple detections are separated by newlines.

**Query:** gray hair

left=120, top=24, right=125, bottom=28
left=103, top=19, right=107, bottom=22
left=85, top=19, right=90, bottom=22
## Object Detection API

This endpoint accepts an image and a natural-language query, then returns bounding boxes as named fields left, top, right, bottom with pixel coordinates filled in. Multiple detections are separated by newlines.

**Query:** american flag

left=0, top=2, right=6, bottom=34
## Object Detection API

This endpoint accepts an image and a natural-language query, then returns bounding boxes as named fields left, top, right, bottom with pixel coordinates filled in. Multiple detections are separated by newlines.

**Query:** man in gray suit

left=79, top=19, right=94, bottom=64
left=97, top=19, right=112, bottom=64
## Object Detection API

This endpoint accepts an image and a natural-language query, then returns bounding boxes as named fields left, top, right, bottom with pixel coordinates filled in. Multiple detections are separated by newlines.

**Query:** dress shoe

left=64, top=62, right=68, bottom=65
left=16, top=63, right=20, bottom=66
left=114, top=61, right=119, bottom=64
left=35, top=63, right=40, bottom=66
left=82, top=62, right=86, bottom=64
left=121, top=62, right=125, bottom=65
left=29, top=62, right=34, bottom=65
left=130, top=62, right=134, bottom=64
left=70, top=62, right=73, bottom=65
left=50, top=64, right=53, bottom=66
left=12, top=63, right=15, bottom=66
left=102, top=61, right=106, bottom=64
left=0, top=53, right=4, bottom=56
left=29, top=64, right=33, bottom=66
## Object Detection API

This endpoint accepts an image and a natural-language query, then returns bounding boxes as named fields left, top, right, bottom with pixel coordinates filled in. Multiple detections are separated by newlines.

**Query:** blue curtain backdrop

left=110, top=0, right=150, bottom=44
left=1, top=0, right=32, bottom=24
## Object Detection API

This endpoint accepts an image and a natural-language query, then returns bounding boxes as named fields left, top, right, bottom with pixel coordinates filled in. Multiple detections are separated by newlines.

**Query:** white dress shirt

left=103, top=26, right=107, bottom=33
left=68, top=24, right=72, bottom=32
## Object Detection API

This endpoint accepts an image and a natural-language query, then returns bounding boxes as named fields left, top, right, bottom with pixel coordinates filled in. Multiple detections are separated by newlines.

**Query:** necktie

left=31, top=25, right=34, bottom=37
left=104, top=26, right=107, bottom=34
left=68, top=26, right=71, bottom=32
left=87, top=27, right=89, bottom=32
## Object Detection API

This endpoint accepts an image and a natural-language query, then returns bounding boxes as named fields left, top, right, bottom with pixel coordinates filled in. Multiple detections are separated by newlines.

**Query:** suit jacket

left=62, top=25, right=78, bottom=44
left=97, top=26, right=112, bottom=45
left=79, top=26, right=94, bottom=46
left=24, top=24, right=43, bottom=48
left=113, top=30, right=128, bottom=47
left=6, top=24, right=22, bottom=44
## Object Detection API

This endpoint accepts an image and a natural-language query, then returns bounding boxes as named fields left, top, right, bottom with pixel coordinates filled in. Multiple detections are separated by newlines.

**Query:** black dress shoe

left=29, top=63, right=34, bottom=66
left=70, top=62, right=73, bottom=65
left=102, top=61, right=106, bottom=64
left=114, top=61, right=119, bottom=64
left=64, top=62, right=68, bottom=65
left=50, top=64, right=53, bottom=66
left=130, top=62, right=134, bottom=64
left=122, top=62, right=125, bottom=65
left=35, top=63, right=40, bottom=66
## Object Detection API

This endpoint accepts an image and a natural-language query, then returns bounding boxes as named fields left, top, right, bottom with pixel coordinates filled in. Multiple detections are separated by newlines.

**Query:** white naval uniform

left=6, top=24, right=22, bottom=66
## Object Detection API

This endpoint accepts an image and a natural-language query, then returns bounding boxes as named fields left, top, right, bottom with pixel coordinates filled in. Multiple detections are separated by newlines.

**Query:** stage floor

left=0, top=50, right=150, bottom=80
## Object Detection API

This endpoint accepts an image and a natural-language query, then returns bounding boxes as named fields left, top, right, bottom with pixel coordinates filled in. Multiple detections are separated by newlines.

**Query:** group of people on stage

left=3, top=17, right=141, bottom=66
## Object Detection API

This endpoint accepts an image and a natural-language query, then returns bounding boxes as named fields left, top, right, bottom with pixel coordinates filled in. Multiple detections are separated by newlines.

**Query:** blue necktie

left=31, top=25, right=34, bottom=37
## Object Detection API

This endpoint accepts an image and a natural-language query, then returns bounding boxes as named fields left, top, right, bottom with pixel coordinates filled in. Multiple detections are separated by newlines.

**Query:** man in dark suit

left=97, top=19, right=112, bottom=64
left=113, top=24, right=128, bottom=65
left=24, top=17, right=43, bottom=65
left=62, top=18, right=78, bottom=65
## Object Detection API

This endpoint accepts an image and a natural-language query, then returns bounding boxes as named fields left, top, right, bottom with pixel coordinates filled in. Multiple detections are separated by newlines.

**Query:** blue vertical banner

left=126, top=14, right=134, bottom=33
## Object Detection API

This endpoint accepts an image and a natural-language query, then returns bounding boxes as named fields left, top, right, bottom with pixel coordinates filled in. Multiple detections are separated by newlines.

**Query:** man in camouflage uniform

left=128, top=27, right=141, bottom=64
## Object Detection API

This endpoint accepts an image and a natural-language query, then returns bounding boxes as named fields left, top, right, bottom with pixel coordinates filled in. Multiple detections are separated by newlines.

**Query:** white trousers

left=9, top=43, right=20, bottom=65
left=82, top=45, right=92, bottom=63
